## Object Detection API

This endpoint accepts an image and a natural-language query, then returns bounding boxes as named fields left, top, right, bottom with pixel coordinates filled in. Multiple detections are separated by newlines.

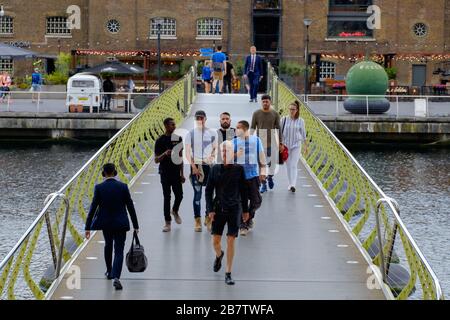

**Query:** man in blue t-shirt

left=31, top=68, right=43, bottom=103
left=211, top=46, right=227, bottom=94
left=232, top=120, right=267, bottom=236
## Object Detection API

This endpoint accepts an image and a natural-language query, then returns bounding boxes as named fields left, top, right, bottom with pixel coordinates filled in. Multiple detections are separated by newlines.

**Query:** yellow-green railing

left=267, top=64, right=444, bottom=300
left=0, top=67, right=197, bottom=300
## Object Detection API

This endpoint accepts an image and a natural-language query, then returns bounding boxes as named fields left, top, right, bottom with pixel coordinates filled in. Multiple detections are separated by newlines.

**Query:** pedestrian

left=31, top=68, right=43, bottom=103
left=205, top=141, right=249, bottom=285
left=103, top=76, right=115, bottom=111
left=244, top=46, right=264, bottom=102
left=223, top=58, right=236, bottom=94
left=216, top=112, right=236, bottom=169
left=211, top=45, right=227, bottom=94
left=127, top=77, right=136, bottom=92
left=185, top=110, right=218, bottom=232
left=250, top=94, right=283, bottom=194
left=84, top=163, right=140, bottom=291
left=155, top=117, right=185, bottom=232
left=202, top=61, right=213, bottom=93
left=281, top=101, right=307, bottom=192
left=232, top=120, right=267, bottom=236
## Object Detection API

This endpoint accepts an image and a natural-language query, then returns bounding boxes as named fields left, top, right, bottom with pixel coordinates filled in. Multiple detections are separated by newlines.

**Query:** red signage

left=338, top=31, right=366, bottom=37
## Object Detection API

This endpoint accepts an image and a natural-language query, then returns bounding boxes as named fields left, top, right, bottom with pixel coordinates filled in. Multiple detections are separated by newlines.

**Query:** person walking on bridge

left=233, top=120, right=267, bottom=236
left=244, top=46, right=264, bottom=102
left=216, top=112, right=236, bottom=166
left=155, top=118, right=185, bottom=232
left=85, top=163, right=139, bottom=291
left=185, top=110, right=218, bottom=232
left=206, top=141, right=249, bottom=285
left=250, top=94, right=283, bottom=194
left=281, top=101, right=307, bottom=193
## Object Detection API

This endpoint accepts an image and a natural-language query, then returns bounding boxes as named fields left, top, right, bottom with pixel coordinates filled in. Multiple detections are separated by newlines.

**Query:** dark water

left=0, top=142, right=101, bottom=264
left=349, top=146, right=450, bottom=297
left=0, top=142, right=449, bottom=297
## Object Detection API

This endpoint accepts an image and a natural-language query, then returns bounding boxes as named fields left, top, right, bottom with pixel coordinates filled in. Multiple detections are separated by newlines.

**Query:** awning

left=0, top=43, right=37, bottom=59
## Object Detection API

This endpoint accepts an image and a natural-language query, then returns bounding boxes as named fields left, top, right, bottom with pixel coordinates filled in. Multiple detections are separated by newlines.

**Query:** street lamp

left=0, top=5, right=5, bottom=17
left=303, top=18, right=313, bottom=97
left=154, top=18, right=164, bottom=93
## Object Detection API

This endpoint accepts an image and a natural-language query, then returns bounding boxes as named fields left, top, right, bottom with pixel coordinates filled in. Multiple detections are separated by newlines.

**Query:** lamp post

left=155, top=18, right=164, bottom=93
left=303, top=18, right=312, bottom=97
left=0, top=5, right=5, bottom=17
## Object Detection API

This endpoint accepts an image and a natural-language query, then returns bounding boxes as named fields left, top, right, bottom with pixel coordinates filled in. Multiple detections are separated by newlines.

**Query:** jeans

left=262, top=146, right=275, bottom=184
left=241, top=177, right=262, bottom=228
left=160, top=174, right=183, bottom=222
left=190, top=165, right=210, bottom=218
left=286, top=146, right=301, bottom=188
left=102, top=230, right=127, bottom=279
left=103, top=95, right=112, bottom=110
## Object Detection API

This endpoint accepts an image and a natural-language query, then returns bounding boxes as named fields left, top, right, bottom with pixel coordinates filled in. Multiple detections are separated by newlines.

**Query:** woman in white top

left=281, top=101, right=307, bottom=193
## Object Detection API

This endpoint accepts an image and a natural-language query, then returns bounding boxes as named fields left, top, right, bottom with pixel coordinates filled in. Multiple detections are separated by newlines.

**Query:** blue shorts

left=31, top=84, right=41, bottom=92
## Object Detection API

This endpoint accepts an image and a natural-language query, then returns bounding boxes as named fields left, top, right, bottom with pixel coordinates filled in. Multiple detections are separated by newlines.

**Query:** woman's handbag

left=279, top=117, right=289, bottom=164
left=126, top=231, right=148, bottom=273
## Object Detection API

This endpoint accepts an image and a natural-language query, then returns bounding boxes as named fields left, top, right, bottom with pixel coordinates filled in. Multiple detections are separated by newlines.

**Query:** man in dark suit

left=85, top=163, right=139, bottom=290
left=244, top=46, right=264, bottom=103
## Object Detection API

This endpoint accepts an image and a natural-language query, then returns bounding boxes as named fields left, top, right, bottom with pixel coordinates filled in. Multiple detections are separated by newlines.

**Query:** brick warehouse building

left=0, top=0, right=449, bottom=93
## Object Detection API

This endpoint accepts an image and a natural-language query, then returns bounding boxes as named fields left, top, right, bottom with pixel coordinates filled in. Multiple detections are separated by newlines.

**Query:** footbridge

left=0, top=65, right=443, bottom=300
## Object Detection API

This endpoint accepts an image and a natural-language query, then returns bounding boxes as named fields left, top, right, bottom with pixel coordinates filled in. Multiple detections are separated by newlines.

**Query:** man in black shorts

left=205, top=141, right=249, bottom=285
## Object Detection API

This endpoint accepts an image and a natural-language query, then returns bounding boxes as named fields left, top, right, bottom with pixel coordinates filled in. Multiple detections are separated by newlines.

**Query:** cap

left=195, top=110, right=206, bottom=118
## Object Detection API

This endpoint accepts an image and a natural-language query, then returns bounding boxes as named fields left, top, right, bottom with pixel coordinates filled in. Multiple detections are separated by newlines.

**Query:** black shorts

left=211, top=209, right=241, bottom=237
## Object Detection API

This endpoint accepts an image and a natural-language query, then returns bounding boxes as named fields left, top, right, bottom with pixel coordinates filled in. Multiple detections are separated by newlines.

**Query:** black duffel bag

left=126, top=232, right=148, bottom=273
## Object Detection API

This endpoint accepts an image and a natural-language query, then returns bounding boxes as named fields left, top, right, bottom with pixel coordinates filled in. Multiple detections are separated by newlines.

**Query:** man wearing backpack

left=211, top=46, right=227, bottom=94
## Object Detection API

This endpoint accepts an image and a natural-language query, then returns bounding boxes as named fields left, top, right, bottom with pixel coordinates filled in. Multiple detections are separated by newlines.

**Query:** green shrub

left=45, top=72, right=68, bottom=85
left=279, top=60, right=308, bottom=77
left=234, top=59, right=245, bottom=76
left=385, top=67, right=397, bottom=80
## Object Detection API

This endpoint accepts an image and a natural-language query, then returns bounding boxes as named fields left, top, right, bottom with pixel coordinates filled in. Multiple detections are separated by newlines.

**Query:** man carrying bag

left=85, top=163, right=140, bottom=291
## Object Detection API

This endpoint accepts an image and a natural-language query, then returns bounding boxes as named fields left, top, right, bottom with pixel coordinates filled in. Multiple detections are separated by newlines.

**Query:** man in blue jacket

left=244, top=46, right=264, bottom=103
left=85, top=163, right=139, bottom=290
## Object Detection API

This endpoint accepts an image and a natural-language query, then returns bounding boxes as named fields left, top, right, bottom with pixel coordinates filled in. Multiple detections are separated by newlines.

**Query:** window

left=413, top=23, right=428, bottom=38
left=72, top=80, right=95, bottom=88
left=254, top=0, right=280, bottom=9
left=327, top=0, right=373, bottom=39
left=0, top=59, right=13, bottom=73
left=0, top=16, right=13, bottom=35
left=197, top=18, right=223, bottom=39
left=319, top=61, right=336, bottom=80
left=106, top=19, right=121, bottom=33
left=46, top=16, right=71, bottom=35
left=150, top=18, right=176, bottom=38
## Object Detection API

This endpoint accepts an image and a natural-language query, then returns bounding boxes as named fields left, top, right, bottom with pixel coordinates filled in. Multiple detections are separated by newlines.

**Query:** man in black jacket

left=205, top=141, right=249, bottom=285
left=85, top=163, right=139, bottom=290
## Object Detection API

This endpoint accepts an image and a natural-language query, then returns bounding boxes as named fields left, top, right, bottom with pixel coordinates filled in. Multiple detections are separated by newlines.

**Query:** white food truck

left=66, top=73, right=102, bottom=113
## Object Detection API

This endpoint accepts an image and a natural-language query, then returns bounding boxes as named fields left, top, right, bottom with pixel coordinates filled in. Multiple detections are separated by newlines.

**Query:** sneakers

left=268, top=176, right=274, bottom=189
left=113, top=278, right=123, bottom=290
left=239, top=228, right=249, bottom=236
left=204, top=215, right=212, bottom=231
left=214, top=250, right=224, bottom=272
left=225, top=273, right=235, bottom=285
left=259, top=183, right=267, bottom=194
left=194, top=217, right=202, bottom=232
left=105, top=271, right=113, bottom=280
left=248, top=220, right=254, bottom=230
left=290, top=186, right=296, bottom=193
left=162, top=222, right=171, bottom=232
left=172, top=210, right=182, bottom=224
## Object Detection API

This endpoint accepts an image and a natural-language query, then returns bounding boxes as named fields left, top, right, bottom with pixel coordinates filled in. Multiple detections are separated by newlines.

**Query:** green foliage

left=179, top=60, right=193, bottom=75
left=234, top=59, right=245, bottom=76
left=197, top=61, right=205, bottom=75
left=45, top=72, right=69, bottom=85
left=385, top=67, right=397, bottom=80
left=55, top=52, right=71, bottom=76
left=279, top=60, right=308, bottom=77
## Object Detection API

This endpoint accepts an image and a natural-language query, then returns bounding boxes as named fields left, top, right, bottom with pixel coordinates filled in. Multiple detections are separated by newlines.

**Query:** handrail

left=0, top=66, right=197, bottom=300
left=268, top=63, right=444, bottom=300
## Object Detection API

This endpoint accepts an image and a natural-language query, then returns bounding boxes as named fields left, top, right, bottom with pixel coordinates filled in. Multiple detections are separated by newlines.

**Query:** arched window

left=320, top=61, right=336, bottom=81
left=196, top=18, right=223, bottom=39
left=150, top=18, right=176, bottom=39
left=0, top=15, right=13, bottom=35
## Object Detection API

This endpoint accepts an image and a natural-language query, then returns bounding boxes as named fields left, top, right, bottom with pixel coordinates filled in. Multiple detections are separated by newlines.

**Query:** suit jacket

left=85, top=178, right=139, bottom=231
left=244, top=54, right=264, bottom=76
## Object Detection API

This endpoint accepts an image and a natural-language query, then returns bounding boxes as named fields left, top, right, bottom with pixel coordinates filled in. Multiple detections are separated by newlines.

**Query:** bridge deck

left=50, top=94, right=385, bottom=300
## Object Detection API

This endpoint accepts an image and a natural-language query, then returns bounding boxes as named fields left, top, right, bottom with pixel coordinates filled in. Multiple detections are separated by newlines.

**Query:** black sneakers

left=225, top=273, right=235, bottom=285
left=213, top=250, right=224, bottom=272
left=113, top=278, right=123, bottom=290
left=105, top=271, right=113, bottom=280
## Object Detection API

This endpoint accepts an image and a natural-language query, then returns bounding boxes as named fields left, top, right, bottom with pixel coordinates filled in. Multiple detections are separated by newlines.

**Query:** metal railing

left=268, top=63, right=444, bottom=300
left=0, top=91, right=160, bottom=114
left=302, top=94, right=450, bottom=119
left=0, top=66, right=196, bottom=300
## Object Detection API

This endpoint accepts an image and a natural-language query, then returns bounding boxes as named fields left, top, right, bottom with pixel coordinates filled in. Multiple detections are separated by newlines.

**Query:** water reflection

left=349, top=146, right=450, bottom=297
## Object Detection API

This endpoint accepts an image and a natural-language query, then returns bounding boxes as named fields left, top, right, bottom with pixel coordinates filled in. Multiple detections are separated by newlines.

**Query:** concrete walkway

left=50, top=94, right=385, bottom=300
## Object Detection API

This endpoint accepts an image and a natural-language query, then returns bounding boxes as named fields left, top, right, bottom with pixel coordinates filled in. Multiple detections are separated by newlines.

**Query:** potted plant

left=385, top=67, right=398, bottom=86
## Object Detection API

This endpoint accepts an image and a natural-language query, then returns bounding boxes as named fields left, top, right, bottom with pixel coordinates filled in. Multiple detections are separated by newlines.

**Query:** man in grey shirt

left=250, top=94, right=283, bottom=193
